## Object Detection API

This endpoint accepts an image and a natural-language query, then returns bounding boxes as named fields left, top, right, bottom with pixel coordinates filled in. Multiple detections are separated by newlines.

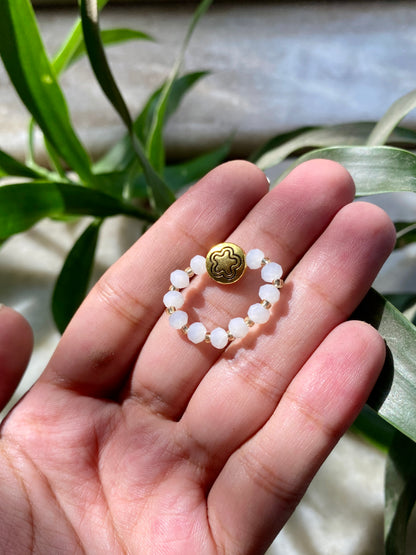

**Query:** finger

left=0, top=306, right=33, bottom=411
left=41, top=161, right=269, bottom=396
left=131, top=160, right=355, bottom=416
left=178, top=200, right=395, bottom=466
left=207, top=321, right=386, bottom=554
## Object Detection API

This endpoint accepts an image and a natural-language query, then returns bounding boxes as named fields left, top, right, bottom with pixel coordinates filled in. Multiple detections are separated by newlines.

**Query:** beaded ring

left=163, top=242, right=284, bottom=349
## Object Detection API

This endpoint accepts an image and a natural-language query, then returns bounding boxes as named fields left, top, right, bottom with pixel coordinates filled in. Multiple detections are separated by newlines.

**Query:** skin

left=0, top=160, right=396, bottom=554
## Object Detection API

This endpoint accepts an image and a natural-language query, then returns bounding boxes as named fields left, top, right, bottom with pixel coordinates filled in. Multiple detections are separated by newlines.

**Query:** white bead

left=259, top=283, right=280, bottom=304
left=163, top=290, right=184, bottom=309
left=170, top=269, right=189, bottom=289
left=246, top=248, right=265, bottom=269
left=169, top=310, right=188, bottom=329
left=187, top=322, right=207, bottom=344
left=190, top=255, right=207, bottom=275
left=210, top=327, right=229, bottom=349
left=229, top=317, right=249, bottom=338
left=261, top=262, right=283, bottom=282
left=248, top=303, right=270, bottom=324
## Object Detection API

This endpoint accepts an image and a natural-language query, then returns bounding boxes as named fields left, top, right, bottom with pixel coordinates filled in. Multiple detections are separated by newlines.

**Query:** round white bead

left=187, top=322, right=207, bottom=344
left=261, top=262, right=283, bottom=282
left=229, top=317, right=249, bottom=338
left=170, top=269, right=189, bottom=289
left=259, top=283, right=280, bottom=304
left=248, top=303, right=271, bottom=324
left=246, top=248, right=265, bottom=269
left=210, top=327, right=229, bottom=349
left=163, top=290, right=184, bottom=309
left=190, top=255, right=207, bottom=275
left=169, top=310, right=188, bottom=329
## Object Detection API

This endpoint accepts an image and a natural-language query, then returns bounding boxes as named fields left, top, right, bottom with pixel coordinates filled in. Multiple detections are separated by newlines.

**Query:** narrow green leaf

left=351, top=405, right=395, bottom=453
left=69, top=28, right=153, bottom=67
left=0, top=149, right=41, bottom=179
left=100, top=140, right=232, bottom=199
left=292, top=146, right=416, bottom=196
left=352, top=288, right=416, bottom=443
left=164, top=139, right=232, bottom=191
left=255, top=123, right=375, bottom=169
left=43, top=137, right=68, bottom=180
left=384, top=431, right=416, bottom=555
left=384, top=293, right=416, bottom=314
left=368, top=89, right=416, bottom=146
left=79, top=0, right=174, bottom=211
left=136, top=71, right=209, bottom=147
left=0, top=0, right=94, bottom=184
left=250, top=126, right=318, bottom=164
left=0, top=181, right=154, bottom=239
left=52, top=0, right=109, bottom=75
left=146, top=0, right=213, bottom=172
left=91, top=171, right=129, bottom=198
left=79, top=0, right=131, bottom=128
left=94, top=71, right=209, bottom=174
left=52, top=219, right=101, bottom=333
left=395, top=222, right=416, bottom=249
left=254, top=123, right=416, bottom=170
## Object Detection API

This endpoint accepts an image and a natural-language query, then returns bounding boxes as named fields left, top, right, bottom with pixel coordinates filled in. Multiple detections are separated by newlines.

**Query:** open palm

left=0, top=160, right=395, bottom=554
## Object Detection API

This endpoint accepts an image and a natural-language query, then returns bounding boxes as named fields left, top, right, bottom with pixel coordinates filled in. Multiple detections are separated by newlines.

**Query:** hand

left=0, top=160, right=395, bottom=554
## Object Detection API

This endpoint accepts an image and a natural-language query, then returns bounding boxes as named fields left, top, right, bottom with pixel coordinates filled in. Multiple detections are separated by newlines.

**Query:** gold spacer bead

left=185, top=267, right=195, bottom=277
left=273, top=278, right=284, bottom=289
left=244, top=316, right=255, bottom=328
left=166, top=307, right=176, bottom=315
left=227, top=331, right=235, bottom=341
left=261, top=257, right=270, bottom=266
left=169, top=284, right=178, bottom=291
left=181, top=325, right=189, bottom=334
left=261, top=299, right=272, bottom=310
left=204, top=333, right=211, bottom=343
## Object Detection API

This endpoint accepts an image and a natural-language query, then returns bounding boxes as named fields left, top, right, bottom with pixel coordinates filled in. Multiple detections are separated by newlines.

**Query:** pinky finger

left=208, top=321, right=386, bottom=554
left=0, top=306, right=33, bottom=412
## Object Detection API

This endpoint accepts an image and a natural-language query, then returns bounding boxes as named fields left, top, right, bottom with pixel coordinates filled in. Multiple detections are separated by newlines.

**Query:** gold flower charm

left=206, top=242, right=246, bottom=284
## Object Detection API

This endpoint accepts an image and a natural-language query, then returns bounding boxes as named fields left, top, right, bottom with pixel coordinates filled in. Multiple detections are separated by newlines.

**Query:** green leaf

left=292, top=146, right=416, bottom=196
left=52, top=0, right=109, bottom=75
left=352, top=289, right=416, bottom=443
left=254, top=123, right=416, bottom=170
left=52, top=219, right=101, bottom=333
left=0, top=181, right=154, bottom=240
left=90, top=171, right=129, bottom=198
left=368, top=89, right=416, bottom=146
left=43, top=137, right=68, bottom=180
left=164, top=139, right=232, bottom=191
left=384, top=293, right=416, bottom=314
left=0, top=149, right=42, bottom=179
left=79, top=0, right=174, bottom=211
left=94, top=71, right=209, bottom=174
left=101, top=140, right=232, bottom=199
left=79, top=0, right=131, bottom=129
left=255, top=123, right=374, bottom=170
left=395, top=222, right=416, bottom=249
left=351, top=404, right=395, bottom=453
left=384, top=431, right=416, bottom=555
left=0, top=0, right=94, bottom=184
left=146, top=0, right=213, bottom=172
left=69, top=28, right=153, bottom=67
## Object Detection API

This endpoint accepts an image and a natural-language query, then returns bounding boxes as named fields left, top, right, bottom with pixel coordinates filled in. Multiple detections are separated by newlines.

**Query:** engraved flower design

left=209, top=246, right=244, bottom=282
